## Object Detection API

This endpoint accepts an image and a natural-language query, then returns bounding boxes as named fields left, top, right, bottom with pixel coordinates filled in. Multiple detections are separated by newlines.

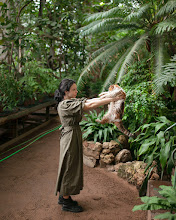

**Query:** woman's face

left=65, top=83, right=78, bottom=99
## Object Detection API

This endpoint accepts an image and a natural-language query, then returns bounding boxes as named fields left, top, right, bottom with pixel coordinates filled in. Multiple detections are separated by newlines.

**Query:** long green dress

left=55, top=98, right=87, bottom=196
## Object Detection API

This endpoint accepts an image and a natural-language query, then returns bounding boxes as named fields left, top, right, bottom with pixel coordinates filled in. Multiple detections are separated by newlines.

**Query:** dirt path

left=0, top=118, right=146, bottom=220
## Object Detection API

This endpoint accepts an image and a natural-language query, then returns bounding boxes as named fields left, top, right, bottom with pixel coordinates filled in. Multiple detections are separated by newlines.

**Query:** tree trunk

left=0, top=0, right=9, bottom=61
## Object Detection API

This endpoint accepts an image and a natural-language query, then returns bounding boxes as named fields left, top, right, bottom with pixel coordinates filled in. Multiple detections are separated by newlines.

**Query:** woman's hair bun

left=54, top=89, right=62, bottom=102
left=54, top=78, right=76, bottom=103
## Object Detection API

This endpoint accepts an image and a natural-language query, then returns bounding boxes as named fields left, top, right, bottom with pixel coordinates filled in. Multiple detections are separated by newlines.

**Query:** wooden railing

left=0, top=100, right=58, bottom=152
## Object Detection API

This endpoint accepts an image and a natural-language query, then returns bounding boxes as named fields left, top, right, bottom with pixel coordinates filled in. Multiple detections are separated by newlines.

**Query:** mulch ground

left=0, top=118, right=147, bottom=220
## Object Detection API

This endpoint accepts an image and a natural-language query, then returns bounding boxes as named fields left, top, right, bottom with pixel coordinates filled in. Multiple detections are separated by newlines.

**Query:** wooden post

left=46, top=106, right=50, bottom=121
left=9, top=119, right=18, bottom=138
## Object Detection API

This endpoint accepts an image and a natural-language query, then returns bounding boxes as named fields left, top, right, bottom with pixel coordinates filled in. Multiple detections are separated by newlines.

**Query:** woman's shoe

left=62, top=203, right=83, bottom=213
left=58, top=195, right=78, bottom=206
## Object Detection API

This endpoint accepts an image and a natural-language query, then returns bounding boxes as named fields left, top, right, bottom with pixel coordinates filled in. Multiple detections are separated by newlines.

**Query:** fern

left=89, top=42, right=118, bottom=61
left=157, top=0, right=176, bottom=17
left=77, top=38, right=131, bottom=91
left=83, top=7, right=123, bottom=23
left=154, top=35, right=164, bottom=78
left=116, top=34, right=148, bottom=83
left=101, top=48, right=131, bottom=92
left=124, top=3, right=151, bottom=22
left=155, top=19, right=176, bottom=34
left=80, top=18, right=138, bottom=36
left=153, top=54, right=176, bottom=94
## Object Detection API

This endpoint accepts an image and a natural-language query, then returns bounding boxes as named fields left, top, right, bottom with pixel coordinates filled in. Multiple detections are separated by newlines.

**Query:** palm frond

left=77, top=38, right=131, bottom=90
left=89, top=42, right=118, bottom=61
left=155, top=18, right=176, bottom=34
left=154, top=35, right=164, bottom=77
left=84, top=7, right=122, bottom=23
left=124, top=3, right=151, bottom=21
left=79, top=18, right=139, bottom=36
left=157, top=0, right=176, bottom=17
left=153, top=54, right=176, bottom=94
left=77, top=20, right=102, bottom=33
left=101, top=49, right=130, bottom=92
left=116, top=34, right=148, bottom=83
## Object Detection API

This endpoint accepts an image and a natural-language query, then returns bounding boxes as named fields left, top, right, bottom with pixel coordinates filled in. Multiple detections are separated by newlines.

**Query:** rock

left=83, top=141, right=102, bottom=159
left=102, top=142, right=109, bottom=149
left=109, top=140, right=121, bottom=155
left=83, top=154, right=97, bottom=168
left=109, top=140, right=119, bottom=149
left=115, top=149, right=132, bottom=163
left=106, top=165, right=115, bottom=172
left=150, top=172, right=160, bottom=180
left=114, top=163, right=123, bottom=172
left=118, top=135, right=129, bottom=149
left=100, top=153, right=115, bottom=164
left=102, top=148, right=111, bottom=154
left=116, top=161, right=159, bottom=189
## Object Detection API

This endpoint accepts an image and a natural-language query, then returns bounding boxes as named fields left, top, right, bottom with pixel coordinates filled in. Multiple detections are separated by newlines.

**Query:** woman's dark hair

left=54, top=78, right=76, bottom=103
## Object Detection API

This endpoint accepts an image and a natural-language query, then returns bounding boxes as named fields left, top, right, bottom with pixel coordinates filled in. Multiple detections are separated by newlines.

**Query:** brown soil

left=0, top=118, right=147, bottom=220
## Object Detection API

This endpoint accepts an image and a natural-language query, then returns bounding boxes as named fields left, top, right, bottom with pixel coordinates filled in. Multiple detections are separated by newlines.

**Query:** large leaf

left=138, top=137, right=156, bottom=156
left=160, top=140, right=171, bottom=171
left=155, top=123, right=166, bottom=134
left=84, top=7, right=123, bottom=23
left=157, top=0, right=176, bottom=17
left=101, top=47, right=131, bottom=92
left=154, top=212, right=176, bottom=220
left=116, top=34, right=148, bottom=83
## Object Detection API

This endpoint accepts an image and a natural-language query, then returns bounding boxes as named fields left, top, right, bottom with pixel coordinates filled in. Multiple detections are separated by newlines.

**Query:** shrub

left=133, top=175, right=176, bottom=220
left=80, top=110, right=121, bottom=143
left=131, top=116, right=176, bottom=178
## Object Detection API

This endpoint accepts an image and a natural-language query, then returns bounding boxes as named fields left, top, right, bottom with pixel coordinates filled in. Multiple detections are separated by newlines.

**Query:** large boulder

left=100, top=153, right=115, bottom=164
left=83, top=141, right=102, bottom=159
left=83, top=155, right=97, bottom=168
left=102, top=142, right=109, bottom=149
left=115, top=149, right=132, bottom=163
left=117, top=135, right=129, bottom=149
left=114, top=161, right=159, bottom=189
left=109, top=140, right=121, bottom=155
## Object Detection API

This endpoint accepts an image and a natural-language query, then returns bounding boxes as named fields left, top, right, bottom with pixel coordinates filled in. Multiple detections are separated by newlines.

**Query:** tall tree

left=77, top=0, right=176, bottom=98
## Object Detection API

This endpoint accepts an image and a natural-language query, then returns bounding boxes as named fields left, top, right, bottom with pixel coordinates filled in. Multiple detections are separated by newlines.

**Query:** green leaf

left=98, top=129, right=103, bottom=140
left=154, top=212, right=176, bottom=220
left=155, top=123, right=166, bottom=133
left=160, top=140, right=171, bottom=171
left=94, top=133, right=98, bottom=142
left=103, top=128, right=108, bottom=142
left=156, top=116, right=171, bottom=124
left=138, top=138, right=156, bottom=156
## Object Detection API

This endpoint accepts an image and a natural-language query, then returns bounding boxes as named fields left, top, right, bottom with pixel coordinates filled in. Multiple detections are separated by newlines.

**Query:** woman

left=54, top=78, right=119, bottom=213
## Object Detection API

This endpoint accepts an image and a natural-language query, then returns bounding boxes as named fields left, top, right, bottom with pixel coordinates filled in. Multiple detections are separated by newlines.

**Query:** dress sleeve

left=59, top=98, right=87, bottom=116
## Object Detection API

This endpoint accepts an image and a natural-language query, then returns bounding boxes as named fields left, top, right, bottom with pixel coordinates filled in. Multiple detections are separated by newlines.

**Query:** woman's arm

left=83, top=97, right=116, bottom=111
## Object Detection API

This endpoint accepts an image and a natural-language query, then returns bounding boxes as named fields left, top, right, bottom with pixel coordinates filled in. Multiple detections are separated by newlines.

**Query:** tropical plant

left=131, top=116, right=176, bottom=179
left=0, top=65, right=20, bottom=110
left=133, top=175, right=176, bottom=220
left=153, top=54, right=176, bottom=95
left=120, top=59, right=170, bottom=132
left=80, top=110, right=121, bottom=143
left=77, top=0, right=176, bottom=98
left=19, top=60, right=58, bottom=102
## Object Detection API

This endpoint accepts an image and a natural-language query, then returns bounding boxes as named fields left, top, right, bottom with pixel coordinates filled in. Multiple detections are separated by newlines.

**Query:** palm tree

left=77, top=0, right=176, bottom=94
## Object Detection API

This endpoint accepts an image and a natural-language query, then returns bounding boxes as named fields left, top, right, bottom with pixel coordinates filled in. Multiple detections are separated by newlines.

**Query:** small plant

left=131, top=116, right=176, bottom=179
left=80, top=110, right=121, bottom=143
left=0, top=65, right=20, bottom=110
left=19, top=61, right=58, bottom=103
left=133, top=175, right=176, bottom=220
